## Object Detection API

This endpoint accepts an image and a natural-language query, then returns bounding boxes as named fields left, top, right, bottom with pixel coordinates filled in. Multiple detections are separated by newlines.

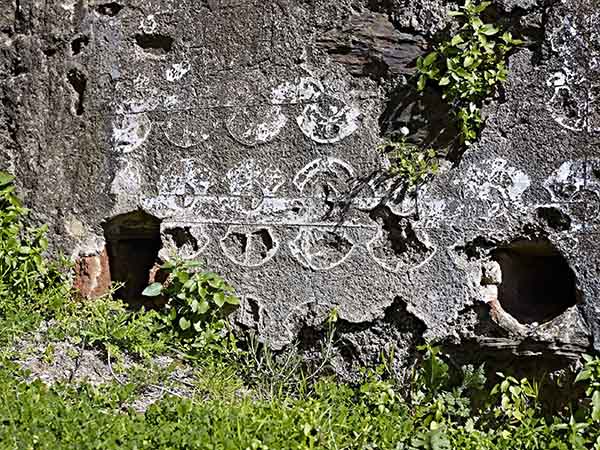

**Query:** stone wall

left=1, top=0, right=599, bottom=370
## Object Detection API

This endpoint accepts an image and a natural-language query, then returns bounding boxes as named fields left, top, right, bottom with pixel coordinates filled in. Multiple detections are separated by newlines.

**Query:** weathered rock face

left=1, top=0, right=599, bottom=370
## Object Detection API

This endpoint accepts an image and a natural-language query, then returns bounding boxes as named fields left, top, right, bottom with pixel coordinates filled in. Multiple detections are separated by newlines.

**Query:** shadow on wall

left=379, top=85, right=462, bottom=160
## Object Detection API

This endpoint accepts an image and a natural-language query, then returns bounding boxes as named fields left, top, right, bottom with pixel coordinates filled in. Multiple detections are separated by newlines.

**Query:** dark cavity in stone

left=67, top=68, right=86, bottom=116
left=164, top=227, right=198, bottom=251
left=536, top=206, right=572, bottom=231
left=71, top=36, right=89, bottom=55
left=135, top=34, right=174, bottom=55
left=492, top=239, right=578, bottom=325
left=96, top=2, right=124, bottom=16
left=102, top=211, right=162, bottom=306
left=253, top=229, right=274, bottom=259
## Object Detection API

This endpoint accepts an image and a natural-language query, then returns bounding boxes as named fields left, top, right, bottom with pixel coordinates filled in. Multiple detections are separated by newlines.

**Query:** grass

left=1, top=172, right=600, bottom=449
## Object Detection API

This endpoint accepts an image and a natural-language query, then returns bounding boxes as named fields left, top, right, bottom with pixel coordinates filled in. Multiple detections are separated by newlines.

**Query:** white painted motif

left=546, top=82, right=586, bottom=132
left=293, top=157, right=355, bottom=196
left=152, top=158, right=213, bottom=211
left=544, top=160, right=590, bottom=202
left=112, top=113, right=152, bottom=154
left=140, top=157, right=440, bottom=271
left=115, top=76, right=161, bottom=114
left=543, top=158, right=600, bottom=229
left=289, top=228, right=355, bottom=270
left=458, top=158, right=531, bottom=220
left=220, top=225, right=279, bottom=267
left=159, top=223, right=210, bottom=261
left=296, top=95, right=361, bottom=144
left=367, top=225, right=436, bottom=273
left=271, top=77, right=324, bottom=105
left=110, top=158, right=142, bottom=194
left=165, top=62, right=191, bottom=82
left=546, top=13, right=600, bottom=132
left=227, top=160, right=285, bottom=212
left=226, top=105, right=288, bottom=146
left=139, top=15, right=158, bottom=34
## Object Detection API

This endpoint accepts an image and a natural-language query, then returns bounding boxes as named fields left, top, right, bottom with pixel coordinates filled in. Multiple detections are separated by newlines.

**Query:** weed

left=0, top=171, right=69, bottom=314
left=379, top=129, right=439, bottom=185
left=143, top=259, right=240, bottom=351
left=417, top=0, right=523, bottom=145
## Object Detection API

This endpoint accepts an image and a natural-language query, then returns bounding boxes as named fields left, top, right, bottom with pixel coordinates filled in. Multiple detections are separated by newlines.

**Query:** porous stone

left=1, top=0, right=599, bottom=372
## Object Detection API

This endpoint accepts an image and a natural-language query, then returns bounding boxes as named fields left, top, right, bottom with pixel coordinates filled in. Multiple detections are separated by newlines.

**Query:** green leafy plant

left=491, top=372, right=540, bottom=424
left=74, top=297, right=168, bottom=360
left=379, top=131, right=439, bottom=186
left=0, top=172, right=67, bottom=313
left=416, top=0, right=523, bottom=145
left=143, top=260, right=240, bottom=349
left=575, top=354, right=600, bottom=422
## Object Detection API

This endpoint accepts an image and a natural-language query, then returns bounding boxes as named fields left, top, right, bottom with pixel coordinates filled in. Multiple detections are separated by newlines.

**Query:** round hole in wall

left=492, top=239, right=578, bottom=324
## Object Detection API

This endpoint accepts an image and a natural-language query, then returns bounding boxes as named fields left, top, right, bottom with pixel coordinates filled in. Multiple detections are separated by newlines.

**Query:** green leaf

left=205, top=273, right=223, bottom=289
left=471, top=17, right=483, bottom=30
left=179, top=316, right=191, bottom=330
left=142, top=282, right=163, bottom=297
left=423, top=51, right=438, bottom=67
left=592, top=390, right=600, bottom=421
left=576, top=369, right=592, bottom=383
left=198, top=300, right=210, bottom=314
left=0, top=171, right=15, bottom=188
left=190, top=299, right=199, bottom=313
left=439, top=76, right=451, bottom=86
left=474, top=1, right=492, bottom=13
left=417, top=75, right=426, bottom=92
left=450, top=34, right=464, bottom=46
left=176, top=271, right=190, bottom=283
left=214, top=292, right=225, bottom=308
left=463, top=55, right=474, bottom=67
left=182, top=260, right=202, bottom=269
left=583, top=354, right=595, bottom=363
left=225, top=295, right=240, bottom=306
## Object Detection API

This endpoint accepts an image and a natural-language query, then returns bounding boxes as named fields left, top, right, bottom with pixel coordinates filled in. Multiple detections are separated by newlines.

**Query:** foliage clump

left=143, top=260, right=240, bottom=350
left=0, top=172, right=67, bottom=314
left=416, top=0, right=523, bottom=145
left=379, top=128, right=439, bottom=187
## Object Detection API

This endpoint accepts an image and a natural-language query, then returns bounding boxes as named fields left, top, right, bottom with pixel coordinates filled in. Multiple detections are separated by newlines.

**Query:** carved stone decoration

left=226, top=160, right=286, bottom=212
left=221, top=225, right=279, bottom=267
left=226, top=105, right=288, bottom=146
left=112, top=113, right=152, bottom=154
left=159, top=224, right=210, bottom=261
left=296, top=95, right=361, bottom=144
left=289, top=228, right=354, bottom=270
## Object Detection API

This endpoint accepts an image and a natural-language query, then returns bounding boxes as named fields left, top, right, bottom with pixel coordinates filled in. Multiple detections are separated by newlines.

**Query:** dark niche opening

left=96, top=2, right=124, bottom=16
left=66, top=68, right=87, bottom=116
left=71, top=36, right=89, bottom=56
left=492, top=239, right=578, bottom=324
left=134, top=33, right=174, bottom=55
left=102, top=211, right=161, bottom=306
